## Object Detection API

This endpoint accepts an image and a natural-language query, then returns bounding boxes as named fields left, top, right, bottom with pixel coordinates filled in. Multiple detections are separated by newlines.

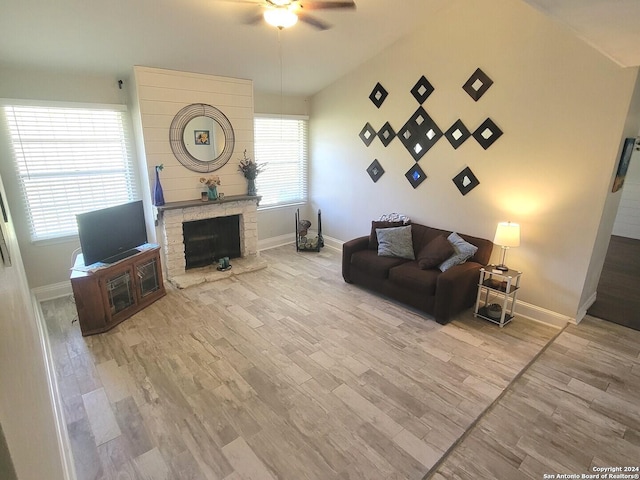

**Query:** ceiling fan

left=235, top=0, right=356, bottom=30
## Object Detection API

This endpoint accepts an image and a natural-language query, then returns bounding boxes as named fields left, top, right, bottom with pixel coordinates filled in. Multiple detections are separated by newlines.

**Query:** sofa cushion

left=351, top=249, right=408, bottom=279
left=417, top=235, right=455, bottom=269
left=439, top=232, right=479, bottom=272
left=376, top=225, right=415, bottom=260
left=389, top=262, right=439, bottom=295
left=369, top=220, right=406, bottom=249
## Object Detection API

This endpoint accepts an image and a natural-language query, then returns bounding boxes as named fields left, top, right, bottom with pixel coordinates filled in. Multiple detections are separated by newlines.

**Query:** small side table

left=474, top=266, right=522, bottom=327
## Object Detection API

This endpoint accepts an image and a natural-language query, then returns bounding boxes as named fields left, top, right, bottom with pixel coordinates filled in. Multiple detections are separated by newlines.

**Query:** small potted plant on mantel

left=238, top=150, right=265, bottom=196
left=199, top=175, right=221, bottom=201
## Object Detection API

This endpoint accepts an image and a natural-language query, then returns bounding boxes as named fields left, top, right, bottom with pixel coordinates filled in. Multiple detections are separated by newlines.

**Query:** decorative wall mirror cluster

left=169, top=103, right=235, bottom=172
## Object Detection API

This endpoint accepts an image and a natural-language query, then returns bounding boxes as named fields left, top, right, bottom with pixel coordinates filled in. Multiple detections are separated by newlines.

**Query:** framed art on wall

left=612, top=137, right=636, bottom=192
left=194, top=130, right=210, bottom=145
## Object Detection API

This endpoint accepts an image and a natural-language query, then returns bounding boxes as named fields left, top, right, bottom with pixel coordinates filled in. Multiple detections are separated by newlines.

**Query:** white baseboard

left=576, top=291, right=597, bottom=324
left=321, top=235, right=344, bottom=252
left=32, top=281, right=72, bottom=302
left=31, top=295, right=77, bottom=480
left=515, top=300, right=572, bottom=328
left=258, top=234, right=294, bottom=251
left=258, top=233, right=344, bottom=252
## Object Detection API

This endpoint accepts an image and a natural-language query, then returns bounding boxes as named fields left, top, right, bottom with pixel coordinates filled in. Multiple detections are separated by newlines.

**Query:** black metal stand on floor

left=295, top=209, right=324, bottom=252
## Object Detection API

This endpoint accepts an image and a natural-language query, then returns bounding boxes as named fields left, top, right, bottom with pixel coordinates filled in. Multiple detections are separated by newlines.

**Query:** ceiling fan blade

left=242, top=11, right=265, bottom=25
left=298, top=12, right=331, bottom=30
left=215, top=0, right=263, bottom=4
left=301, top=1, right=356, bottom=10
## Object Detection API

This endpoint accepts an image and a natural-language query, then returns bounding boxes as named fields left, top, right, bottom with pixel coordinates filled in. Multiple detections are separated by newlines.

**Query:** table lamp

left=493, top=221, right=520, bottom=271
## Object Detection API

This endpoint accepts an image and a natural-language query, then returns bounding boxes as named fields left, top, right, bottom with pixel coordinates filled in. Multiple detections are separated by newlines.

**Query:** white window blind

left=254, top=115, right=308, bottom=208
left=3, top=104, right=138, bottom=241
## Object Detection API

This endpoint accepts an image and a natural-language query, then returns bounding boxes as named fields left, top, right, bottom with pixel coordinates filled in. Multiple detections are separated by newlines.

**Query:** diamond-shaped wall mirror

left=367, top=159, right=385, bottom=183
left=369, top=83, right=388, bottom=108
left=444, top=120, right=471, bottom=149
left=472, top=118, right=503, bottom=150
left=453, top=166, right=480, bottom=195
left=411, top=76, right=435, bottom=104
left=463, top=68, right=493, bottom=101
left=377, top=122, right=396, bottom=147
left=399, top=107, right=442, bottom=161
left=359, top=123, right=377, bottom=146
left=405, top=163, right=427, bottom=188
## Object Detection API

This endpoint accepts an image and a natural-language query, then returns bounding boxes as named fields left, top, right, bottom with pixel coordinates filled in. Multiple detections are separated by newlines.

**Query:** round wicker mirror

left=169, top=103, right=235, bottom=172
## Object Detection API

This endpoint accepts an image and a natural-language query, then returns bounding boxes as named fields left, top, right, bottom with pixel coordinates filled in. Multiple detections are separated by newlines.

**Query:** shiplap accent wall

left=133, top=66, right=254, bottom=202
left=613, top=149, right=640, bottom=239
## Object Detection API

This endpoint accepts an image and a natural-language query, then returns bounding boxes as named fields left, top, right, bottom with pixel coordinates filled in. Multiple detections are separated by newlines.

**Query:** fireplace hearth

left=157, top=195, right=266, bottom=288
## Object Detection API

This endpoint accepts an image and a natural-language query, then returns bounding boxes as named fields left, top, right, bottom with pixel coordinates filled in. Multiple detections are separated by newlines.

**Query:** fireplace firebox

left=183, top=215, right=241, bottom=269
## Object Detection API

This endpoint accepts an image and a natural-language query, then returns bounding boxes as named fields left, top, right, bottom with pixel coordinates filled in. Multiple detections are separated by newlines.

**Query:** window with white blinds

left=3, top=103, right=138, bottom=241
left=254, top=115, right=308, bottom=208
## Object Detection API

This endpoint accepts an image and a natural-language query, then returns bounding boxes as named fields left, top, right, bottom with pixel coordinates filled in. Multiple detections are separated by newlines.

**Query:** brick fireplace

left=156, top=196, right=266, bottom=288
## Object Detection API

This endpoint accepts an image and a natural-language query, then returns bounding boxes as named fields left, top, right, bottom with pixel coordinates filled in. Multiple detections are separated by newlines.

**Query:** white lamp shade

left=264, top=8, right=298, bottom=28
left=493, top=222, right=520, bottom=247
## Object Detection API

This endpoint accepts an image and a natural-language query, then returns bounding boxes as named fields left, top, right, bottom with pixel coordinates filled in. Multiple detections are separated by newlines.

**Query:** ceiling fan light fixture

left=264, top=8, right=298, bottom=29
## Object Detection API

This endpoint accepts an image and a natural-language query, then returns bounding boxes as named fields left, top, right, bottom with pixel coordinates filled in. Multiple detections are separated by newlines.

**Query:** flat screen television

left=76, top=200, right=148, bottom=266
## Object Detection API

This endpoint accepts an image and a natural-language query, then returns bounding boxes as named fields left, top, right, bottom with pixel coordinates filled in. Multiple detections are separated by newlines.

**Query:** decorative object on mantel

left=359, top=122, right=377, bottom=146
left=369, top=82, right=388, bottom=108
left=612, top=137, right=635, bottom=192
left=472, top=118, right=503, bottom=150
left=405, top=163, right=427, bottom=188
left=452, top=166, right=480, bottom=195
left=463, top=68, right=494, bottom=101
left=238, top=149, right=265, bottom=196
left=153, top=164, right=165, bottom=206
left=366, top=159, right=385, bottom=183
left=493, top=221, right=520, bottom=271
left=199, top=175, right=220, bottom=200
left=410, top=75, right=435, bottom=104
left=169, top=103, right=235, bottom=173
left=444, top=120, right=471, bottom=149
left=399, top=107, right=443, bottom=161
left=377, top=122, right=396, bottom=147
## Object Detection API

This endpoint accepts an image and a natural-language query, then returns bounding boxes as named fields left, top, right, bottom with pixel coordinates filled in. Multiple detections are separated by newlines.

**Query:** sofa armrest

left=342, top=235, right=370, bottom=282
left=433, top=261, right=483, bottom=324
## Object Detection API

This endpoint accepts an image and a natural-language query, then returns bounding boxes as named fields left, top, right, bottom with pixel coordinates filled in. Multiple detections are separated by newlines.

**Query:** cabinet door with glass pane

left=135, top=255, right=161, bottom=298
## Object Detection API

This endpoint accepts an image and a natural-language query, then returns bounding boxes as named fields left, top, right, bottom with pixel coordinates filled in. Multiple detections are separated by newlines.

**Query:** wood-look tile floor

left=43, top=246, right=565, bottom=479
left=430, top=315, right=640, bottom=479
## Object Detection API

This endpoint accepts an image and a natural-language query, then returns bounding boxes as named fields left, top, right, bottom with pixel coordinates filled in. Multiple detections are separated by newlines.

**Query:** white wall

left=309, top=0, right=639, bottom=322
left=0, top=172, right=68, bottom=480
left=132, top=67, right=255, bottom=205
left=0, top=65, right=310, bottom=289
left=0, top=67, right=130, bottom=289
left=613, top=147, right=640, bottom=239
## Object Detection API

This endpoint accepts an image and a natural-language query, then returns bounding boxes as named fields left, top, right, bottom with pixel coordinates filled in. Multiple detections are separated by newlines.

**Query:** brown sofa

left=342, top=222, right=493, bottom=324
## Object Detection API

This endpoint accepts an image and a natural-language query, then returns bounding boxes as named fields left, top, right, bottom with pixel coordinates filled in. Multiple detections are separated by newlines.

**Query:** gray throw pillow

left=369, top=220, right=406, bottom=249
left=439, top=232, right=478, bottom=272
left=376, top=225, right=415, bottom=260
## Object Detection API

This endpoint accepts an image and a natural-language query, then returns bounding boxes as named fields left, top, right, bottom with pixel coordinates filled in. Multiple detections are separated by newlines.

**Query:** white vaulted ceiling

left=1, top=0, right=639, bottom=97
left=521, top=0, right=640, bottom=67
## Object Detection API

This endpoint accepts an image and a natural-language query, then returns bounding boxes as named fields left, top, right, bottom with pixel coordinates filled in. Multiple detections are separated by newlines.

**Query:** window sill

left=257, top=201, right=307, bottom=212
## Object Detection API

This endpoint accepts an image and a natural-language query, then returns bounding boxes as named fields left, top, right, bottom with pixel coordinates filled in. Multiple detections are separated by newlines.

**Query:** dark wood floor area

left=588, top=235, right=640, bottom=331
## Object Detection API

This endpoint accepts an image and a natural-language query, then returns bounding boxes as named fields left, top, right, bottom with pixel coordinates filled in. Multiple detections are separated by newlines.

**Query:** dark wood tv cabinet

left=70, top=245, right=166, bottom=336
